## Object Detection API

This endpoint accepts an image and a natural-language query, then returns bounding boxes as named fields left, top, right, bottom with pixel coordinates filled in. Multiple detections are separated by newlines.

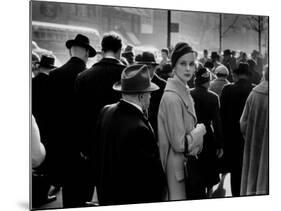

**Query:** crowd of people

left=31, top=31, right=269, bottom=208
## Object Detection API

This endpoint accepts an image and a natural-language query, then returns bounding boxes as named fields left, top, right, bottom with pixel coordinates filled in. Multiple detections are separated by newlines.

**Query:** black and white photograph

left=2, top=0, right=279, bottom=211
left=29, top=0, right=270, bottom=210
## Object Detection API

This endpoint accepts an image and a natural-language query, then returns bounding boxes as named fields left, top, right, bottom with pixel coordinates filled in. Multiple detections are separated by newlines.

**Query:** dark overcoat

left=96, top=100, right=167, bottom=205
left=220, top=79, right=254, bottom=173
left=149, top=73, right=166, bottom=141
left=32, top=72, right=51, bottom=145
left=75, top=57, right=126, bottom=158
left=190, top=86, right=223, bottom=188
left=47, top=57, right=87, bottom=183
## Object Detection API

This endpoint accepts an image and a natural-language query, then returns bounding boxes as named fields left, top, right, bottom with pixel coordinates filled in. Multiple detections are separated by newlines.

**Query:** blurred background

left=31, top=1, right=269, bottom=69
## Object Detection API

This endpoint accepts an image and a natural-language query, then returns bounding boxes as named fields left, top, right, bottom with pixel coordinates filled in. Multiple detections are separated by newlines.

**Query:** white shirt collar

left=122, top=99, right=143, bottom=113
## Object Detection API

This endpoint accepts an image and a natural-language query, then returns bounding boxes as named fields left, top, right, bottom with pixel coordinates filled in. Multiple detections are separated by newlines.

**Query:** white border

left=0, top=0, right=279, bottom=211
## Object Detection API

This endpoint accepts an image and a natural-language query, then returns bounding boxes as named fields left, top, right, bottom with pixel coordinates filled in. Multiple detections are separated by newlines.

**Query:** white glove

left=188, top=123, right=206, bottom=155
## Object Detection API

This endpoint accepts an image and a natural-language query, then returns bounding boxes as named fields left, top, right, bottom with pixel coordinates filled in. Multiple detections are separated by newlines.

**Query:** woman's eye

left=189, top=62, right=195, bottom=66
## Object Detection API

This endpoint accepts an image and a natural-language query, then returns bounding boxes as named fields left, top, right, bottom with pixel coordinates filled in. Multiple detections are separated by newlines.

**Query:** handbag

left=184, top=155, right=206, bottom=199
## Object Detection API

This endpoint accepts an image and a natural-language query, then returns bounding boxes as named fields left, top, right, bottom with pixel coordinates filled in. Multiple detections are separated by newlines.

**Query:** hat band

left=121, top=76, right=151, bottom=92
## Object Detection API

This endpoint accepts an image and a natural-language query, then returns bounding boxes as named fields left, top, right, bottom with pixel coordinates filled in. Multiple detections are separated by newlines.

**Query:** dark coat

left=75, top=57, right=126, bottom=159
left=220, top=79, right=254, bottom=172
left=190, top=86, right=223, bottom=188
left=96, top=100, right=167, bottom=205
left=149, top=73, right=166, bottom=141
left=47, top=57, right=87, bottom=183
left=32, top=72, right=51, bottom=145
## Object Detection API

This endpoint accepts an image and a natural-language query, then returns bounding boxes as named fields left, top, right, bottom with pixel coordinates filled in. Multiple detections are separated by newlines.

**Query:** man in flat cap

left=47, top=34, right=96, bottom=208
left=95, top=64, right=167, bottom=205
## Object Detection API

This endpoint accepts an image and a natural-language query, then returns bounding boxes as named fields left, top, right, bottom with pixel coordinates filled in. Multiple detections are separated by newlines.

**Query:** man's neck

left=104, top=52, right=117, bottom=59
left=122, top=98, right=143, bottom=113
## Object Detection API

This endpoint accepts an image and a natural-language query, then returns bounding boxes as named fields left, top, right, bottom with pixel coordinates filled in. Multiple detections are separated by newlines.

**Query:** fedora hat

left=223, top=49, right=231, bottom=56
left=66, top=34, right=96, bottom=57
left=113, top=64, right=159, bottom=93
left=37, top=54, right=56, bottom=69
left=233, top=62, right=251, bottom=75
left=136, top=51, right=158, bottom=66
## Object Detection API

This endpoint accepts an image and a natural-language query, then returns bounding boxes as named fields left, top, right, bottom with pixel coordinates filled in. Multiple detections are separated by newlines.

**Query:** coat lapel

left=165, top=78, right=197, bottom=123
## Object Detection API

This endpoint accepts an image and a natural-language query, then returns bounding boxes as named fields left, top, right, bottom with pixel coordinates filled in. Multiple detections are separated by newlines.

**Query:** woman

left=158, top=42, right=206, bottom=200
left=190, top=67, right=224, bottom=198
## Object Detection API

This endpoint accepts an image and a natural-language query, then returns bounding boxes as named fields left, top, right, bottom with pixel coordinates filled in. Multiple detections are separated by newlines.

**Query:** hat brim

left=136, top=61, right=159, bottom=66
left=36, top=62, right=56, bottom=69
left=113, top=81, right=159, bottom=93
left=66, top=40, right=96, bottom=57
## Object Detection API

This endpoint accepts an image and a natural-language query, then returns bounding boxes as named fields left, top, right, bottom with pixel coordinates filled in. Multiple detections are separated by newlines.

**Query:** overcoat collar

left=165, top=77, right=197, bottom=121
left=69, top=56, right=86, bottom=68
left=119, top=100, right=155, bottom=136
left=93, top=57, right=126, bottom=68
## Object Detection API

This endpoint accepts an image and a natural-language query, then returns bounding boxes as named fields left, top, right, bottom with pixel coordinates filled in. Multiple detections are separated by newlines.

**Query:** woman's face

left=174, top=52, right=196, bottom=83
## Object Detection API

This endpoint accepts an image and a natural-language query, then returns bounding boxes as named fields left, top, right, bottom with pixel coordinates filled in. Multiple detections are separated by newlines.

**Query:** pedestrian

left=209, top=65, right=230, bottom=97
left=160, top=48, right=170, bottom=67
left=211, top=51, right=222, bottom=71
left=240, top=66, right=269, bottom=196
left=96, top=64, right=167, bottom=205
left=75, top=32, right=126, bottom=204
left=32, top=54, right=56, bottom=145
left=122, top=45, right=135, bottom=65
left=48, top=33, right=96, bottom=208
left=190, top=67, right=224, bottom=199
left=222, top=49, right=234, bottom=82
left=31, top=115, right=55, bottom=208
left=199, top=49, right=211, bottom=65
left=220, top=62, right=254, bottom=197
left=158, top=42, right=206, bottom=200
left=136, top=51, right=166, bottom=141
left=32, top=54, right=57, bottom=206
left=247, top=58, right=262, bottom=85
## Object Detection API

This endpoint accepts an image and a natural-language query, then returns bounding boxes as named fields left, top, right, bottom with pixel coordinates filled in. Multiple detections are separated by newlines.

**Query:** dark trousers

left=62, top=159, right=95, bottom=208
left=230, top=165, right=242, bottom=197
left=62, top=183, right=94, bottom=208
left=230, top=150, right=243, bottom=197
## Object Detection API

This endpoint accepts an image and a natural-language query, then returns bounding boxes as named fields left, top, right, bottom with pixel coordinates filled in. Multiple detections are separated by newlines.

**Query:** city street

left=38, top=173, right=232, bottom=209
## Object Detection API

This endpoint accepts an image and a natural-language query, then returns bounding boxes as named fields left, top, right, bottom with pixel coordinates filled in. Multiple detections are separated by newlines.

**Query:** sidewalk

left=37, top=173, right=232, bottom=209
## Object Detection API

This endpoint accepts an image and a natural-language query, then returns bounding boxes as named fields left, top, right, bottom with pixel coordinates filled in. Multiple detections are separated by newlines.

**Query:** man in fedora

left=47, top=34, right=96, bottom=208
left=74, top=32, right=125, bottom=204
left=32, top=54, right=57, bottom=207
left=136, top=51, right=166, bottom=142
left=220, top=62, right=254, bottom=197
left=95, top=64, right=167, bottom=205
left=122, top=44, right=135, bottom=65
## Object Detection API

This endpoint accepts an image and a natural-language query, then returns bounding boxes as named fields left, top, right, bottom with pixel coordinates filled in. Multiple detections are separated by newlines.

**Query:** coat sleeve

left=126, top=126, right=167, bottom=202
left=240, top=93, right=252, bottom=139
left=158, top=93, right=191, bottom=156
left=211, top=94, right=224, bottom=148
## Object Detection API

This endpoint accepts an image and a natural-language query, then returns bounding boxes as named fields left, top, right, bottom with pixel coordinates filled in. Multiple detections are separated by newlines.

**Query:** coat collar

left=253, top=81, right=268, bottom=95
left=93, top=57, right=126, bottom=68
left=119, top=100, right=144, bottom=119
left=69, top=56, right=86, bottom=67
left=165, top=77, right=197, bottom=121
left=165, top=77, right=191, bottom=107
